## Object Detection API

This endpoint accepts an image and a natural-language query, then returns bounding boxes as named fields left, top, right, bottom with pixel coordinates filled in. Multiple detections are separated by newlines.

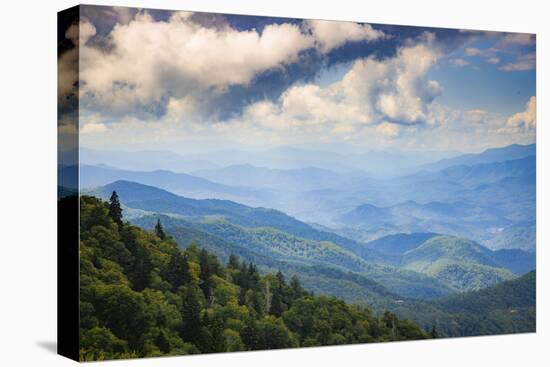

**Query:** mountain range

left=83, top=180, right=535, bottom=337
left=421, top=143, right=535, bottom=171
left=88, top=180, right=534, bottom=297
left=72, top=142, right=536, bottom=340
left=73, top=143, right=535, bottom=252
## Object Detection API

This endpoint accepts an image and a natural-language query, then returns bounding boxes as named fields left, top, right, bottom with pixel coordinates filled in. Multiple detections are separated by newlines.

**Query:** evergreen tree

left=241, top=316, right=259, bottom=350
left=276, top=271, right=286, bottom=287
left=180, top=284, right=204, bottom=348
left=163, top=251, right=191, bottom=291
left=77, top=195, right=432, bottom=359
left=228, top=254, right=240, bottom=270
left=247, top=263, right=260, bottom=289
left=154, top=219, right=166, bottom=240
left=108, top=191, right=123, bottom=226
left=290, top=275, right=305, bottom=301
left=270, top=274, right=286, bottom=317
left=199, top=249, right=213, bottom=301
left=129, top=242, right=153, bottom=291
left=155, top=330, right=170, bottom=353
left=206, top=314, right=225, bottom=353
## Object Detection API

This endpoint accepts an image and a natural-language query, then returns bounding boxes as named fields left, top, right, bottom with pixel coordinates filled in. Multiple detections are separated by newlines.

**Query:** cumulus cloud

left=237, top=36, right=442, bottom=135
left=74, top=12, right=393, bottom=120
left=65, top=20, right=96, bottom=45
left=303, top=19, right=385, bottom=53
left=506, top=96, right=536, bottom=129
left=79, top=11, right=315, bottom=117
left=376, top=122, right=400, bottom=137
left=500, top=52, right=536, bottom=71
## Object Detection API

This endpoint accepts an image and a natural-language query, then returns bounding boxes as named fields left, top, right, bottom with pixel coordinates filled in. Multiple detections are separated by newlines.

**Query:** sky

left=58, top=5, right=536, bottom=155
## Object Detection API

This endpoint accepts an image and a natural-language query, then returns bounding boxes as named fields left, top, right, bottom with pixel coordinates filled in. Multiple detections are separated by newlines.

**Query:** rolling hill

left=366, top=233, right=535, bottom=276
left=400, top=236, right=516, bottom=292
left=73, top=164, right=271, bottom=208
left=384, top=271, right=536, bottom=337
left=88, top=180, right=386, bottom=262
left=132, top=213, right=453, bottom=299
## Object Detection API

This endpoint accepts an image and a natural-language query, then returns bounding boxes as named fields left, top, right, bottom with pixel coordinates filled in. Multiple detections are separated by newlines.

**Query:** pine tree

left=164, top=251, right=191, bottom=291
left=199, top=249, right=213, bottom=301
left=108, top=191, right=123, bottom=226
left=241, top=316, right=259, bottom=350
left=155, top=329, right=171, bottom=353
left=180, top=284, right=204, bottom=348
left=155, top=218, right=166, bottom=240
left=270, top=271, right=286, bottom=317
left=290, top=275, right=305, bottom=301
left=227, top=254, right=240, bottom=270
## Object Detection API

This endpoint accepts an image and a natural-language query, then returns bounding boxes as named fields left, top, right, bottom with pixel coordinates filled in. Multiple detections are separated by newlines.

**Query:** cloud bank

left=56, top=7, right=536, bottom=153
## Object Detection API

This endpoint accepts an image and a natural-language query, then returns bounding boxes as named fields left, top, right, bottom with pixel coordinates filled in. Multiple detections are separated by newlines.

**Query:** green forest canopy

left=76, top=194, right=430, bottom=361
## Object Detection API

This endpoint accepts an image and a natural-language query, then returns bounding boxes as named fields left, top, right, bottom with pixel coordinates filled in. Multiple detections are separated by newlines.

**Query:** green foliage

left=133, top=214, right=454, bottom=299
left=155, top=219, right=167, bottom=240
left=378, top=271, right=536, bottom=338
left=108, top=190, right=123, bottom=226
left=401, top=236, right=516, bottom=292
left=79, top=196, right=428, bottom=360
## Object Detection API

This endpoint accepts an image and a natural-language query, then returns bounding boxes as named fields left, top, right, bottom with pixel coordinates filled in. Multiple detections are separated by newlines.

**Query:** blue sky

left=58, top=5, right=536, bottom=154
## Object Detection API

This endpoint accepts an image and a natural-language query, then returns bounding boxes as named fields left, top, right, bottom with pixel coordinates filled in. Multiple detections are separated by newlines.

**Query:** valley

left=73, top=143, right=536, bottom=338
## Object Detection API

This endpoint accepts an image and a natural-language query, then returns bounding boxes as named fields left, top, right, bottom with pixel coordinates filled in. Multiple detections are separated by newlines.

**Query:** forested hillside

left=390, top=271, right=536, bottom=337
left=75, top=195, right=429, bottom=360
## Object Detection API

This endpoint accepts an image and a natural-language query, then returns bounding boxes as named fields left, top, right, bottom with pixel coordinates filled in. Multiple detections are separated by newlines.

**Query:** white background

left=0, top=0, right=548, bottom=365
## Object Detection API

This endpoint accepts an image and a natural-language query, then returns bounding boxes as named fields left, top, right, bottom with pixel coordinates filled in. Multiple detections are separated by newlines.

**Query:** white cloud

left=464, top=33, right=535, bottom=71
left=65, top=20, right=96, bottom=46
left=376, top=122, right=400, bottom=137
left=496, top=33, right=535, bottom=48
left=500, top=52, right=536, bottom=71
left=79, top=12, right=315, bottom=116
left=58, top=46, right=78, bottom=98
left=465, top=47, right=492, bottom=57
left=465, top=109, right=489, bottom=124
left=506, top=96, right=536, bottom=129
left=450, top=58, right=469, bottom=67
left=237, top=37, right=442, bottom=135
left=464, top=47, right=501, bottom=65
left=303, top=19, right=385, bottom=53
left=58, top=20, right=96, bottom=100
left=81, top=121, right=108, bottom=134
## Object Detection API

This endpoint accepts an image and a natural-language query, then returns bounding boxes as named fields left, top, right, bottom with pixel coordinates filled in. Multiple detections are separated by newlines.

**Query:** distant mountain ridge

left=192, top=164, right=352, bottom=192
left=421, top=143, right=535, bottom=172
left=80, top=147, right=219, bottom=173
left=89, top=180, right=387, bottom=264
left=72, top=164, right=272, bottom=208
left=338, top=156, right=535, bottom=250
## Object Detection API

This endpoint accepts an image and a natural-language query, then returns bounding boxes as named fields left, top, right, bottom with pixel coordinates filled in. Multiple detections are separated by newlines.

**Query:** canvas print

left=58, top=4, right=536, bottom=361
